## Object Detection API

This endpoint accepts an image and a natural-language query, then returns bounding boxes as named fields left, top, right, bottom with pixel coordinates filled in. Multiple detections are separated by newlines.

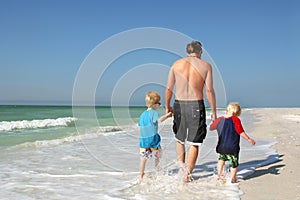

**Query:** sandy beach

left=240, top=108, right=300, bottom=200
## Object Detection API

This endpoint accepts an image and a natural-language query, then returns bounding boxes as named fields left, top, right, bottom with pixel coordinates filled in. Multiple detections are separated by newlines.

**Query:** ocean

left=0, top=105, right=278, bottom=199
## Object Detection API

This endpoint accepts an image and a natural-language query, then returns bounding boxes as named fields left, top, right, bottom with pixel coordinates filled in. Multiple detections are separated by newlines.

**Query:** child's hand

left=166, top=112, right=172, bottom=118
left=248, top=138, right=256, bottom=145
left=209, top=119, right=216, bottom=131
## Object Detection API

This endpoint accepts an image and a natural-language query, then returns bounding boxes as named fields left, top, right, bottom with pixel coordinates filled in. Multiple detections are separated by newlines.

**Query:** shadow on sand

left=185, top=154, right=285, bottom=181
left=242, top=154, right=285, bottom=180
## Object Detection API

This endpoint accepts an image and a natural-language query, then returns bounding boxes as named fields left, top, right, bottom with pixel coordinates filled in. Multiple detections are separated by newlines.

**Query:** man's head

left=186, top=41, right=202, bottom=56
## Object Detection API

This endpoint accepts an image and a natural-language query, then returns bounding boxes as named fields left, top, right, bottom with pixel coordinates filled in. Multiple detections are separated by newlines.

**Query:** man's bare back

left=164, top=46, right=216, bottom=119
left=169, top=57, right=211, bottom=100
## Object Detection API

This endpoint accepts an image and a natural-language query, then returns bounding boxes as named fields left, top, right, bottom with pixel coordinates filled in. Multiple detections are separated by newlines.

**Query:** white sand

left=240, top=108, right=300, bottom=200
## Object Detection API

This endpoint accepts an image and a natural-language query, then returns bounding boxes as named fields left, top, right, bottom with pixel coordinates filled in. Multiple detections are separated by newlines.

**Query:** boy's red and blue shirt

left=210, top=116, right=244, bottom=156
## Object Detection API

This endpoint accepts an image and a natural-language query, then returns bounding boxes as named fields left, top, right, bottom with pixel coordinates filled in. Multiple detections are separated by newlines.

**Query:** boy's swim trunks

left=140, top=147, right=161, bottom=159
left=219, top=154, right=239, bottom=168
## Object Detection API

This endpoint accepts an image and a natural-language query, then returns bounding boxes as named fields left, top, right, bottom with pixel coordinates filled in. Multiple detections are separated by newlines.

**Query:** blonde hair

left=226, top=102, right=241, bottom=116
left=145, top=91, right=161, bottom=108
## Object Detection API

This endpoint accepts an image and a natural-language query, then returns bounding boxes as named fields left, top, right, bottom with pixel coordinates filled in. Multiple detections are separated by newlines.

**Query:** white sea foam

left=0, top=117, right=77, bottom=131
left=8, top=125, right=127, bottom=149
left=1, top=130, right=278, bottom=200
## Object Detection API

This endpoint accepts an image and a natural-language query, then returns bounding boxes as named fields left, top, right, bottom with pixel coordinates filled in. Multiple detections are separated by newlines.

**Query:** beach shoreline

left=0, top=107, right=299, bottom=199
left=240, top=108, right=300, bottom=200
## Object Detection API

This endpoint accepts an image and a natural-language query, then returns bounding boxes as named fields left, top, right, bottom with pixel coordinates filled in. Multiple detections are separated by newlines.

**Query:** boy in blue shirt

left=139, top=91, right=172, bottom=179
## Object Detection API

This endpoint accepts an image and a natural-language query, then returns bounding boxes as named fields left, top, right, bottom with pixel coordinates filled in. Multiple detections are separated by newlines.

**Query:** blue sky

left=0, top=0, right=299, bottom=107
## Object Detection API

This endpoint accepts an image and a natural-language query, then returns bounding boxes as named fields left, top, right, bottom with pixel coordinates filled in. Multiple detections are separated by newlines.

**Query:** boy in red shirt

left=210, top=102, right=256, bottom=183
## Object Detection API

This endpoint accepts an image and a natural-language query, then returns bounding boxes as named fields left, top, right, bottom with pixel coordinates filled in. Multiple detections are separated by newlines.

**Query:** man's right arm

left=164, top=67, right=175, bottom=114
left=205, top=64, right=217, bottom=121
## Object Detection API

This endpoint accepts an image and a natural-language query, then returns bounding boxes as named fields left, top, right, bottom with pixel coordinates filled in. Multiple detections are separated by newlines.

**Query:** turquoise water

left=0, top=105, right=143, bottom=147
left=0, top=106, right=73, bottom=147
left=0, top=105, right=177, bottom=147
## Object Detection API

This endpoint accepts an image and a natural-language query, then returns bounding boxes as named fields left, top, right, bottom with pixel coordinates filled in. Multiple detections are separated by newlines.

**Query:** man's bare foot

left=178, top=166, right=192, bottom=183
left=231, top=178, right=239, bottom=183
left=184, top=172, right=190, bottom=183
left=184, top=173, right=192, bottom=183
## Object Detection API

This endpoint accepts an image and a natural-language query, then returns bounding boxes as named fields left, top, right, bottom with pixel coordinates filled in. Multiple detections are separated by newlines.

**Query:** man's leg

left=176, top=141, right=189, bottom=182
left=176, top=141, right=185, bottom=163
left=186, top=145, right=198, bottom=174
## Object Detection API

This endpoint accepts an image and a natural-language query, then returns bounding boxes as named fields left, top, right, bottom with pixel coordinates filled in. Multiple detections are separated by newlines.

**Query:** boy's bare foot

left=139, top=172, right=144, bottom=180
left=216, top=175, right=226, bottom=185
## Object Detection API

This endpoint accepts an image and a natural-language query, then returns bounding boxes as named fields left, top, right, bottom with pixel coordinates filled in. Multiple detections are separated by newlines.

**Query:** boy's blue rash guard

left=138, top=109, right=161, bottom=148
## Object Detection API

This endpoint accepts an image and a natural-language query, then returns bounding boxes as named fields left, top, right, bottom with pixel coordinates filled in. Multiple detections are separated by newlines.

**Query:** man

left=164, top=41, right=217, bottom=182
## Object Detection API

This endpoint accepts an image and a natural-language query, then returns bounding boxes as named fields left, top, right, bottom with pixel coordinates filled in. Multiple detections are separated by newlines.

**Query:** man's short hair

left=186, top=41, right=202, bottom=54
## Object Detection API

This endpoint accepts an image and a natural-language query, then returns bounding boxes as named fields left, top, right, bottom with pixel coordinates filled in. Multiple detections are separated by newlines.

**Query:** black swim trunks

left=172, top=100, right=207, bottom=145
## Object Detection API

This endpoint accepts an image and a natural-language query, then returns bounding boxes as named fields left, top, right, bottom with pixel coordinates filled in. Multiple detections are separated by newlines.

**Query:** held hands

left=166, top=107, right=173, bottom=115
left=166, top=112, right=172, bottom=118
left=211, top=113, right=217, bottom=122
left=158, top=111, right=173, bottom=123
left=209, top=113, right=216, bottom=128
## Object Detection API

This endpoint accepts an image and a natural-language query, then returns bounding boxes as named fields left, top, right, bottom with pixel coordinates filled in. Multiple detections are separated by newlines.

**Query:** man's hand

left=166, top=107, right=173, bottom=115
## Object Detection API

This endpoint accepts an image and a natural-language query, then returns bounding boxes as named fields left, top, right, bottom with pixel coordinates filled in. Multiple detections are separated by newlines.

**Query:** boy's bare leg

left=230, top=167, right=238, bottom=183
left=217, top=160, right=225, bottom=179
left=154, top=150, right=161, bottom=171
left=155, top=157, right=159, bottom=168
left=139, top=158, right=147, bottom=179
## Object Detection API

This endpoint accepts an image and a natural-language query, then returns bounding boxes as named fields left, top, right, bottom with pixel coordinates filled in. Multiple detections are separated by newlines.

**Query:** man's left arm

left=205, top=64, right=217, bottom=121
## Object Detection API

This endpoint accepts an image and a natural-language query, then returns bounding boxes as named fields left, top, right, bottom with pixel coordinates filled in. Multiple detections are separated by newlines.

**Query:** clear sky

left=0, top=0, right=299, bottom=107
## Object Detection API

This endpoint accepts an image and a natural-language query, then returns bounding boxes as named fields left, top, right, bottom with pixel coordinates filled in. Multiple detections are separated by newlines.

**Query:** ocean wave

left=8, top=125, right=128, bottom=149
left=0, top=117, right=77, bottom=131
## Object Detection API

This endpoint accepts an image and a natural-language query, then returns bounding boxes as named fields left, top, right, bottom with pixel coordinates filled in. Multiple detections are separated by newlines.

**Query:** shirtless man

left=164, top=41, right=217, bottom=182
